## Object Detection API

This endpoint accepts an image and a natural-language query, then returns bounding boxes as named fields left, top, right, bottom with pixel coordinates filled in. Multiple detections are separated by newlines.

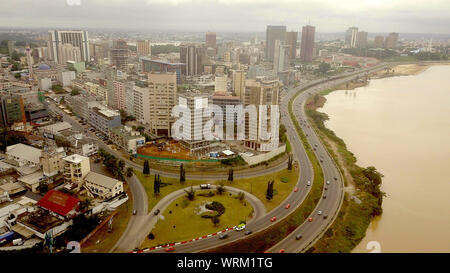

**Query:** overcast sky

left=1, top=0, right=449, bottom=33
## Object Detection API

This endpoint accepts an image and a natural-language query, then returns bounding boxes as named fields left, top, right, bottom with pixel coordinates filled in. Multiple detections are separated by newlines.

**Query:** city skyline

left=0, top=0, right=449, bottom=34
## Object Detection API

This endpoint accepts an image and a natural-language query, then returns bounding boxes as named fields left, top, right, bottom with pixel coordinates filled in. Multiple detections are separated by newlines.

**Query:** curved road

left=141, top=64, right=388, bottom=253
left=111, top=184, right=266, bottom=252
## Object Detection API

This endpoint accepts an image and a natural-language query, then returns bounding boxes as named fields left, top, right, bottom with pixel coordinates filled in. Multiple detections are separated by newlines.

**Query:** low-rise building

left=108, top=125, right=145, bottom=154
left=88, top=103, right=121, bottom=136
left=5, top=144, right=42, bottom=168
left=84, top=172, right=123, bottom=200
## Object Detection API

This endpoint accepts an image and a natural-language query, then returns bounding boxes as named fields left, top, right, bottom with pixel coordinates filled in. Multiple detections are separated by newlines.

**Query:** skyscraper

left=206, top=32, right=216, bottom=49
left=48, top=30, right=90, bottom=63
left=300, top=25, right=315, bottom=62
left=273, top=40, right=289, bottom=73
left=57, top=43, right=82, bottom=64
left=285, top=31, right=298, bottom=62
left=345, top=27, right=359, bottom=48
left=110, top=40, right=129, bottom=71
left=265, top=25, right=286, bottom=62
left=180, top=44, right=204, bottom=76
left=25, top=46, right=33, bottom=78
left=356, top=31, right=368, bottom=48
left=136, top=40, right=151, bottom=56
left=232, top=70, right=246, bottom=101
left=385, top=33, right=399, bottom=49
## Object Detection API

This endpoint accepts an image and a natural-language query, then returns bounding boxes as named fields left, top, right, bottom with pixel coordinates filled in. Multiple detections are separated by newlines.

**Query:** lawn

left=140, top=191, right=253, bottom=248
left=135, top=165, right=299, bottom=213
left=225, top=166, right=299, bottom=212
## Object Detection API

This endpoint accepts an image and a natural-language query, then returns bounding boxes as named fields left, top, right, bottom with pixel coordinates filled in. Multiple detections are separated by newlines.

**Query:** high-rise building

left=136, top=40, right=151, bottom=56
left=232, top=70, right=246, bottom=101
left=57, top=43, right=82, bottom=64
left=356, top=31, right=368, bottom=48
left=48, top=30, right=90, bottom=63
left=345, top=27, right=359, bottom=48
left=214, top=75, right=227, bottom=93
left=180, top=44, right=204, bottom=76
left=110, top=40, right=129, bottom=72
left=141, top=58, right=184, bottom=84
left=7, top=40, right=15, bottom=55
left=300, top=25, right=316, bottom=62
left=113, top=80, right=134, bottom=114
left=25, top=46, right=33, bottom=78
left=273, top=40, right=289, bottom=73
left=385, top=33, right=399, bottom=49
left=146, top=72, right=177, bottom=136
left=177, top=91, right=211, bottom=156
left=285, top=31, right=298, bottom=62
left=374, top=36, right=385, bottom=48
left=266, top=25, right=286, bottom=62
left=0, top=95, right=26, bottom=128
left=205, top=32, right=216, bottom=49
left=243, top=79, right=280, bottom=151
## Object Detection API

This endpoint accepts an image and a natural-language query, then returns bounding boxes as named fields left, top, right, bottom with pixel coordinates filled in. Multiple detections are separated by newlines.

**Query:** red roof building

left=37, top=190, right=80, bottom=217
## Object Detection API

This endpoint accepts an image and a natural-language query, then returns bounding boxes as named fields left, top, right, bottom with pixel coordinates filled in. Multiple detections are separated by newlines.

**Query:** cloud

left=0, top=0, right=448, bottom=33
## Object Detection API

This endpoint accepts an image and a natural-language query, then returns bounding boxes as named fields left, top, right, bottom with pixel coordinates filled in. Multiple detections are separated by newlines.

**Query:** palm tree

left=216, top=183, right=226, bottom=195
left=126, top=167, right=133, bottom=178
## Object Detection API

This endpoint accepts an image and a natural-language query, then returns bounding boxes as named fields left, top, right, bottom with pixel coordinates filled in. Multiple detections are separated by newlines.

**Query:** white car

left=235, top=224, right=246, bottom=231
left=318, top=210, right=322, bottom=215
left=326, top=181, right=330, bottom=185
left=306, top=181, right=311, bottom=186
left=200, top=184, right=211, bottom=189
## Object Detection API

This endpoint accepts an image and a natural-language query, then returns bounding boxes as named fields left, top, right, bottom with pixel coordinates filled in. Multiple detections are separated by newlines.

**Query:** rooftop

left=36, top=190, right=80, bottom=217
left=6, top=144, right=42, bottom=165
left=63, top=154, right=89, bottom=164
left=84, top=171, right=121, bottom=190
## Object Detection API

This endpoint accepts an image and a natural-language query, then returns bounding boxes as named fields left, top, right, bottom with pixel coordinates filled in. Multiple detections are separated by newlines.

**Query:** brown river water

left=320, top=65, right=450, bottom=253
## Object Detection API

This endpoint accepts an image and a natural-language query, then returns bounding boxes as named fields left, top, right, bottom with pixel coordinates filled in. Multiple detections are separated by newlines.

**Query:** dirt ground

left=137, top=140, right=194, bottom=160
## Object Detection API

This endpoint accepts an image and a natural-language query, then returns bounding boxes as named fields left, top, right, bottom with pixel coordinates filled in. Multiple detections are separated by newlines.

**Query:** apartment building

left=88, top=103, right=121, bottom=136
left=108, top=125, right=145, bottom=154
left=63, top=154, right=90, bottom=187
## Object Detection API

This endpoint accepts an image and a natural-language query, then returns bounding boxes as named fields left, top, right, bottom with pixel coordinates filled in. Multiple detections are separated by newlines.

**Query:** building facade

left=300, top=25, right=315, bottom=62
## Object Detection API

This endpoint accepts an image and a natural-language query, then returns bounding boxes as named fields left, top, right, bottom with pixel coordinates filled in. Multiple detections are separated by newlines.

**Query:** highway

left=143, top=64, right=388, bottom=253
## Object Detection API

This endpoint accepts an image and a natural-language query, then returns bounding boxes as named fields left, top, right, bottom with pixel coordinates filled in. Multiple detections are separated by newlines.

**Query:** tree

left=318, top=62, right=331, bottom=74
left=237, top=192, right=245, bottom=202
left=118, top=159, right=125, bottom=171
left=228, top=169, right=234, bottom=183
left=126, top=167, right=133, bottom=178
left=287, top=154, right=293, bottom=170
left=154, top=174, right=161, bottom=196
left=143, top=160, right=150, bottom=176
left=266, top=180, right=275, bottom=200
left=185, top=186, right=195, bottom=201
left=211, top=215, right=220, bottom=226
left=216, top=183, right=226, bottom=195
left=71, top=87, right=80, bottom=96
left=179, top=163, right=186, bottom=184
left=79, top=199, right=92, bottom=211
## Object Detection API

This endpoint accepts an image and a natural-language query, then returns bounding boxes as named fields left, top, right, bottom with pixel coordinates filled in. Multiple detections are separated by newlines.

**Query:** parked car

left=295, top=234, right=303, bottom=240
left=154, top=209, right=160, bottom=215
left=235, top=223, right=246, bottom=231
left=306, top=181, right=311, bottom=186
left=285, top=204, right=291, bottom=209
left=326, top=181, right=330, bottom=185
left=308, top=217, right=313, bottom=222
left=133, top=210, right=137, bottom=215
left=219, top=233, right=229, bottom=240
left=200, top=184, right=211, bottom=189
left=244, top=230, right=253, bottom=235
left=293, top=187, right=299, bottom=192
left=270, top=216, right=277, bottom=222
left=165, top=246, right=175, bottom=252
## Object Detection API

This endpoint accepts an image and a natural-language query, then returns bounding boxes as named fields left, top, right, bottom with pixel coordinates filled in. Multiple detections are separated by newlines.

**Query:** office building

left=180, top=44, right=204, bottom=76
left=214, top=75, right=227, bottom=93
left=274, top=40, right=289, bottom=73
left=110, top=40, right=129, bottom=71
left=48, top=30, right=90, bottom=63
left=374, top=36, right=385, bottom=48
left=57, top=43, right=82, bottom=64
left=232, top=70, right=246, bottom=101
left=300, top=25, right=316, bottom=62
left=145, top=72, right=177, bottom=136
left=266, top=25, right=286, bottom=61
left=136, top=40, right=151, bottom=56
left=141, top=57, right=183, bottom=84
left=206, top=32, right=216, bottom=49
left=88, top=103, right=122, bottom=136
left=113, top=80, right=134, bottom=114
left=285, top=31, right=298, bottom=62
left=345, top=27, right=359, bottom=48
left=385, top=33, right=399, bottom=49
left=0, top=95, right=26, bottom=128
left=356, top=31, right=368, bottom=48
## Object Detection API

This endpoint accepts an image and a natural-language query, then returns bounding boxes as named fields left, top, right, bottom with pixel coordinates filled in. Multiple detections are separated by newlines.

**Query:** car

left=315, top=144, right=318, bottom=147
left=165, top=246, right=175, bottom=252
left=320, top=159, right=323, bottom=163
left=308, top=217, right=313, bottom=222
left=132, top=210, right=137, bottom=215
left=235, top=223, right=246, bottom=231
left=293, top=187, right=299, bottom=192
left=334, top=177, right=338, bottom=181
left=295, top=234, right=303, bottom=240
left=323, top=195, right=327, bottom=199
left=270, top=216, right=277, bottom=222
left=219, top=233, right=229, bottom=240
left=318, top=210, right=322, bottom=215
left=285, top=204, right=291, bottom=209
left=313, top=147, right=316, bottom=151
left=154, top=209, right=160, bottom=215
left=306, top=181, right=311, bottom=186
left=324, top=187, right=328, bottom=191
left=323, top=214, right=328, bottom=219
left=279, top=249, right=285, bottom=253
left=326, top=181, right=330, bottom=185
left=244, top=230, right=253, bottom=235
left=200, top=184, right=211, bottom=189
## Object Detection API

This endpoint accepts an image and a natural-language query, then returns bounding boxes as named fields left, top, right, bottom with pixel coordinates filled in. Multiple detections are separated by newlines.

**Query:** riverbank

left=305, top=86, right=384, bottom=253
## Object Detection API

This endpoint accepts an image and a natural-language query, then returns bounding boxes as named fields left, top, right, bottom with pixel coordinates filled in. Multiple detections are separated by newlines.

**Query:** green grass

left=135, top=166, right=299, bottom=213
left=140, top=191, right=253, bottom=248
left=134, top=171, right=206, bottom=212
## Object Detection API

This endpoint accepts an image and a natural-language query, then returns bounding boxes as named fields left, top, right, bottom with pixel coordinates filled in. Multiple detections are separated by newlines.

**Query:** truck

left=0, top=231, right=15, bottom=246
